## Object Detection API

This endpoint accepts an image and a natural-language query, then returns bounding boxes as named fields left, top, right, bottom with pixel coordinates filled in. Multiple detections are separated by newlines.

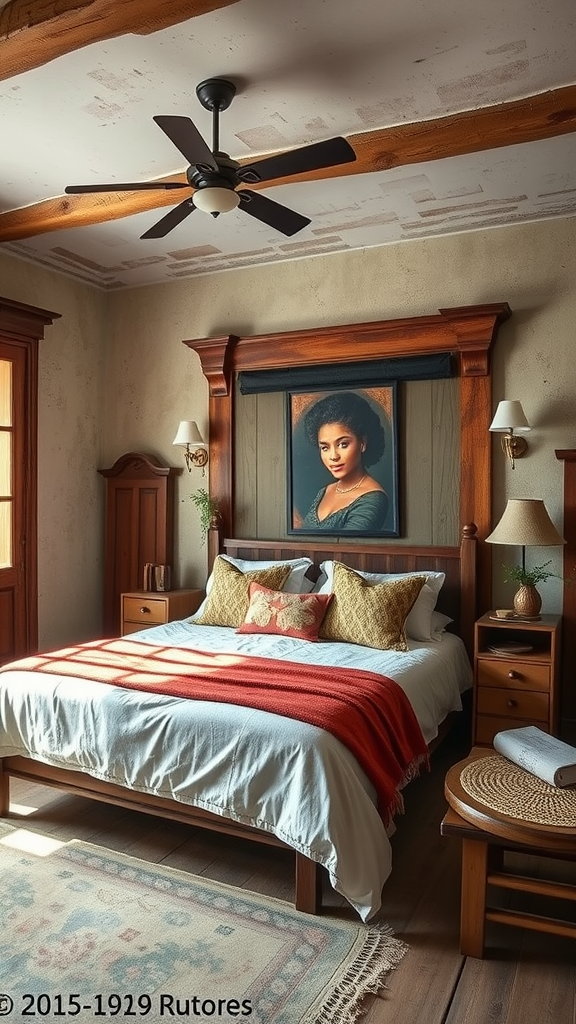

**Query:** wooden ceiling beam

left=0, top=0, right=242, bottom=81
left=1, top=85, right=575, bottom=243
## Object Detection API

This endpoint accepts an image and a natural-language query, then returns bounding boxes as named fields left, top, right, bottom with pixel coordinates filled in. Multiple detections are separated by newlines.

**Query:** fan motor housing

left=187, top=152, right=239, bottom=192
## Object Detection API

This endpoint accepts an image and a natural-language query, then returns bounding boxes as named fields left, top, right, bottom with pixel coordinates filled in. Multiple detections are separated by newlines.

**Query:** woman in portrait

left=302, top=391, right=389, bottom=531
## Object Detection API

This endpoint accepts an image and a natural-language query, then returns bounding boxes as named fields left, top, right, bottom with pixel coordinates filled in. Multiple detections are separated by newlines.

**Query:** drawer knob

left=140, top=606, right=150, bottom=614
left=508, top=670, right=518, bottom=679
left=507, top=699, right=517, bottom=708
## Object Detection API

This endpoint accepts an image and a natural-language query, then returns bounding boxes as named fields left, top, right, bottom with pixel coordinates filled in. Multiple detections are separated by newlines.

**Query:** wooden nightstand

left=121, top=589, right=204, bottom=635
left=473, top=612, right=561, bottom=745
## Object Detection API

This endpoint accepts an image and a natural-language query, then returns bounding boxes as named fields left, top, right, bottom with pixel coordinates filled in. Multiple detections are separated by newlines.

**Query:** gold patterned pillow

left=237, top=584, right=333, bottom=641
left=192, top=557, right=291, bottom=628
left=319, top=561, right=427, bottom=651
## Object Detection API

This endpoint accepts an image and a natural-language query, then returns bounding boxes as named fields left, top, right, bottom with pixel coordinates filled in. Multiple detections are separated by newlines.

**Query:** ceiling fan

left=65, top=78, right=357, bottom=240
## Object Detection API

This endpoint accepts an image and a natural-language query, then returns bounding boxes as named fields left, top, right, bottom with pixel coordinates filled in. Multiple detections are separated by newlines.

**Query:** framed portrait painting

left=287, top=384, right=400, bottom=537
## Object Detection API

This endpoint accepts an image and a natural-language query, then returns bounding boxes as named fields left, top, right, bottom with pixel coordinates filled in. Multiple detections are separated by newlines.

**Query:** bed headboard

left=184, top=303, right=511, bottom=659
left=221, top=526, right=477, bottom=649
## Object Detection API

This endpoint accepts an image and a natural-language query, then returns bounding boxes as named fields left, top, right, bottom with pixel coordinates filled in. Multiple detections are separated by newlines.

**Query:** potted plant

left=190, top=487, right=221, bottom=544
left=502, top=560, right=560, bottom=617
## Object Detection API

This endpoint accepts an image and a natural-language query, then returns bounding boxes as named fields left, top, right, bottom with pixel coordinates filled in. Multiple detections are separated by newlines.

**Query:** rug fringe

left=301, top=923, right=408, bottom=1024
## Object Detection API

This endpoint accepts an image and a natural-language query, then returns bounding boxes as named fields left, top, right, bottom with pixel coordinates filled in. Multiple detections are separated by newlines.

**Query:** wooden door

left=0, top=297, right=60, bottom=664
left=0, top=342, right=27, bottom=662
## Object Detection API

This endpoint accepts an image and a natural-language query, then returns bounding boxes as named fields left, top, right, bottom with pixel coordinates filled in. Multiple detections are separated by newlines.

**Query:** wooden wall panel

left=234, top=385, right=257, bottom=537
left=256, top=392, right=285, bottom=539
left=403, top=381, right=433, bottom=542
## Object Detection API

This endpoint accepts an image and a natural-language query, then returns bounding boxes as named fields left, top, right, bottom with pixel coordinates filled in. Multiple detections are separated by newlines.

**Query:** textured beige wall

left=0, top=252, right=107, bottom=648
left=2, top=214, right=575, bottom=648
left=105, top=217, right=576, bottom=612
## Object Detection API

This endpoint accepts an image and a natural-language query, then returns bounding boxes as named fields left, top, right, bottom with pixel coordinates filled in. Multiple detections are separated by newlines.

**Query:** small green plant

left=502, top=560, right=560, bottom=587
left=190, top=487, right=220, bottom=543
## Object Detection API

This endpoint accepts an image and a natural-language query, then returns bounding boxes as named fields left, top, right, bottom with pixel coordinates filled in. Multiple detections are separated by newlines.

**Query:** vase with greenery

left=190, top=487, right=220, bottom=543
left=502, top=560, right=560, bottom=617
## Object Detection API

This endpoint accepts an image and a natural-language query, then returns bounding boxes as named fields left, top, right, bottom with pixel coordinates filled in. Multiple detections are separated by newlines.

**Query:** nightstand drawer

left=476, top=685, right=549, bottom=722
left=473, top=613, right=561, bottom=746
left=476, top=659, right=550, bottom=691
left=475, top=715, right=550, bottom=746
left=123, top=597, right=167, bottom=625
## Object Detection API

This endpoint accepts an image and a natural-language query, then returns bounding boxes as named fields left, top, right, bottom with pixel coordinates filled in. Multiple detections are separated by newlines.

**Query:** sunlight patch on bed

left=0, top=828, right=67, bottom=856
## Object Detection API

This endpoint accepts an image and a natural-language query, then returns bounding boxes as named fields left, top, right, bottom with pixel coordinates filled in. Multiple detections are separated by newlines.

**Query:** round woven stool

left=442, top=747, right=576, bottom=958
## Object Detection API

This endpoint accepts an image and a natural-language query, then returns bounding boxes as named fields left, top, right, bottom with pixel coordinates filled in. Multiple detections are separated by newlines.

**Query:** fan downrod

left=195, top=78, right=236, bottom=113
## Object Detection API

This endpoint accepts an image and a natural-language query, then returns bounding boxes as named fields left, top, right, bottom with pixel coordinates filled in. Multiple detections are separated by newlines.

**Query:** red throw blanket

left=3, top=639, right=429, bottom=824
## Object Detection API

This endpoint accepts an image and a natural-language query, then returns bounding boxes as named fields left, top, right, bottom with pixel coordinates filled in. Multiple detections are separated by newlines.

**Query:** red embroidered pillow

left=237, top=583, right=333, bottom=642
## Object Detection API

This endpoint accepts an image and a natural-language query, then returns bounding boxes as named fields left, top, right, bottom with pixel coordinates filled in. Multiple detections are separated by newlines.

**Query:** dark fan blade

left=65, top=182, right=189, bottom=193
left=140, top=196, right=196, bottom=239
left=239, top=137, right=356, bottom=185
left=153, top=115, right=218, bottom=170
left=238, top=190, right=310, bottom=236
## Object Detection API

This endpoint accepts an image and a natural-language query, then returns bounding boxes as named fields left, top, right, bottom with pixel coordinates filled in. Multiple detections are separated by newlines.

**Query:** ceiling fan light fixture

left=192, top=187, right=239, bottom=216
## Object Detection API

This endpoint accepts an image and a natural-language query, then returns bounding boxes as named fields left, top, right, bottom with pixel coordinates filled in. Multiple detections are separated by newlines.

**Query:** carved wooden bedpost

left=183, top=335, right=239, bottom=559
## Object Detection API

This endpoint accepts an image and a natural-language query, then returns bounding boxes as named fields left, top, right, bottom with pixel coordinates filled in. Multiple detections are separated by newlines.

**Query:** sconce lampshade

left=485, top=498, right=565, bottom=548
left=489, top=401, right=531, bottom=468
left=173, top=420, right=205, bottom=448
left=489, top=401, right=531, bottom=433
left=172, top=421, right=208, bottom=471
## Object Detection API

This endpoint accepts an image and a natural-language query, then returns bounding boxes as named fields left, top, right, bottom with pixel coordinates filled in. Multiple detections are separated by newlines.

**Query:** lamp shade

left=489, top=400, right=531, bottom=433
left=172, top=421, right=205, bottom=447
left=485, top=498, right=565, bottom=547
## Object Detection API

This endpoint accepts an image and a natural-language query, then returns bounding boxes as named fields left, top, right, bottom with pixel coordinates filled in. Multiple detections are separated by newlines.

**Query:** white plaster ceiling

left=1, top=0, right=575, bottom=289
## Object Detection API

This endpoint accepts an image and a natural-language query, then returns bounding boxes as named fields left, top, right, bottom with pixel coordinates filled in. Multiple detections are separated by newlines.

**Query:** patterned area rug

left=0, top=822, right=406, bottom=1023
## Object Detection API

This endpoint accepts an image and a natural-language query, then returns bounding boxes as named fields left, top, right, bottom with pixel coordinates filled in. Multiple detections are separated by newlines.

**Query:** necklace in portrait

left=336, top=474, right=366, bottom=494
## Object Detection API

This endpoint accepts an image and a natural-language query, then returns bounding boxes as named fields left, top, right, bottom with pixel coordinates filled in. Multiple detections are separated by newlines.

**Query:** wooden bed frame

left=0, top=303, right=511, bottom=914
left=0, top=530, right=477, bottom=914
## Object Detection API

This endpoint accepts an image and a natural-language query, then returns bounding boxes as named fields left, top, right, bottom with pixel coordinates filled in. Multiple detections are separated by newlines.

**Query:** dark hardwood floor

left=4, top=715, right=575, bottom=1024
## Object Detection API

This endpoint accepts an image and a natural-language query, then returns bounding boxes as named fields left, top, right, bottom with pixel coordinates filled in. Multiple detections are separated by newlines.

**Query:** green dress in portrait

left=302, top=488, right=389, bottom=532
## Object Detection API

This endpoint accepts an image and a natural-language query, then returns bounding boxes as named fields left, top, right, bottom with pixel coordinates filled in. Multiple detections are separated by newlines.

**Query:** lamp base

left=513, top=584, right=542, bottom=618
left=501, top=434, right=528, bottom=468
left=184, top=447, right=209, bottom=472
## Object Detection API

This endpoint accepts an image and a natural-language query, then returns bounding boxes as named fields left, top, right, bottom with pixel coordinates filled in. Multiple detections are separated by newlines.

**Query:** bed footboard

left=0, top=756, right=322, bottom=914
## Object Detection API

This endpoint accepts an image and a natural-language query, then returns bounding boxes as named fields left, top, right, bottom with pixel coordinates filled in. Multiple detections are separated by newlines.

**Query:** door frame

left=0, top=297, right=60, bottom=657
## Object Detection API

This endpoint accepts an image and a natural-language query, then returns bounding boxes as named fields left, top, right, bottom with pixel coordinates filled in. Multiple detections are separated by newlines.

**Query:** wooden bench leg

left=460, top=837, right=489, bottom=958
left=295, top=852, right=322, bottom=914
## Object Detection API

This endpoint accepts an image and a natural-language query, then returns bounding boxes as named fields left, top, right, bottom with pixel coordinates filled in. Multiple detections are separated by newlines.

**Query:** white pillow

left=315, top=561, right=446, bottom=641
left=431, top=610, right=453, bottom=640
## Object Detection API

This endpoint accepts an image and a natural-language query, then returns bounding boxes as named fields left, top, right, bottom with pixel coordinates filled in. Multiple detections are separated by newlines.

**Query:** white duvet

left=0, top=620, right=471, bottom=921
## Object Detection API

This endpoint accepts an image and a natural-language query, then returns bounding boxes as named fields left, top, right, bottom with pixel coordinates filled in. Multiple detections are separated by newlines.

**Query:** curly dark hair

left=303, top=391, right=386, bottom=468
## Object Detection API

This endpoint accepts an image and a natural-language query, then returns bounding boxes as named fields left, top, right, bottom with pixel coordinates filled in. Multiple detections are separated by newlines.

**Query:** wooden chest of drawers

left=121, top=589, right=204, bottom=635
left=473, top=612, right=561, bottom=745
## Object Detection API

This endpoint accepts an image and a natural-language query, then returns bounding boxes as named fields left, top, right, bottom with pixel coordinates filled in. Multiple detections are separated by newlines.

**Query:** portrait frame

left=286, top=384, right=400, bottom=538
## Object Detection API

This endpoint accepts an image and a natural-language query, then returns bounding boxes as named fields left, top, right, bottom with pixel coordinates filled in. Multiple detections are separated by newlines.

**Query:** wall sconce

left=489, top=400, right=531, bottom=469
left=172, top=420, right=208, bottom=472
